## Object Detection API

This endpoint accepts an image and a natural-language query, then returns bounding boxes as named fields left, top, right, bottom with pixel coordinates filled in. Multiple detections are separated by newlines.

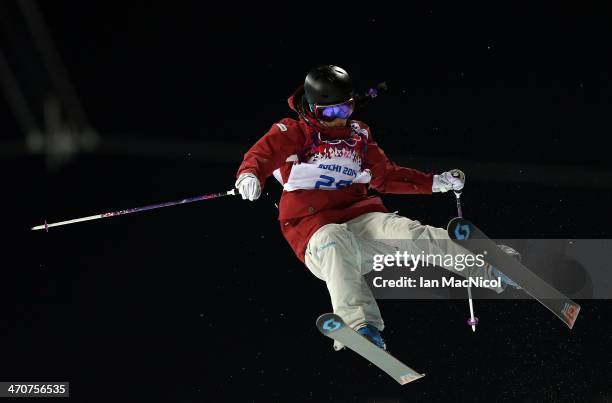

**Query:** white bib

left=274, top=123, right=370, bottom=191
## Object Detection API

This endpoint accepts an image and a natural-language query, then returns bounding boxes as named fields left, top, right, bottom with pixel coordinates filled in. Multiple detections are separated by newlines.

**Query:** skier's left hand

left=432, top=169, right=465, bottom=192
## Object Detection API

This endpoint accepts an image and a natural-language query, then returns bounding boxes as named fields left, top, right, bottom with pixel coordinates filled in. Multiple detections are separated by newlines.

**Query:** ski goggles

left=311, top=98, right=355, bottom=122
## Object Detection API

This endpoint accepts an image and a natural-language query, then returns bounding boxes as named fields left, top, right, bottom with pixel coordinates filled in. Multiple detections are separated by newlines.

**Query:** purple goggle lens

left=314, top=99, right=355, bottom=122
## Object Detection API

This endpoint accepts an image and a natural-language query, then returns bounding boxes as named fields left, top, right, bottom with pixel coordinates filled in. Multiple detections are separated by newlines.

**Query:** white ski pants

left=304, top=212, right=503, bottom=339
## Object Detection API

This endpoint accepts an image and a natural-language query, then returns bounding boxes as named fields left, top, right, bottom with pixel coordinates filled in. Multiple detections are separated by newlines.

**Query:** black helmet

left=304, top=65, right=353, bottom=106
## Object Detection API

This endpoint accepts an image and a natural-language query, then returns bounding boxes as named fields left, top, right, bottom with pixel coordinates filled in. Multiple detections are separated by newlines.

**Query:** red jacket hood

left=287, top=85, right=354, bottom=139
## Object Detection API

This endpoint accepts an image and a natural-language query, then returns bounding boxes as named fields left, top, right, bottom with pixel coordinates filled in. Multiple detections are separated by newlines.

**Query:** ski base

left=316, top=313, right=424, bottom=385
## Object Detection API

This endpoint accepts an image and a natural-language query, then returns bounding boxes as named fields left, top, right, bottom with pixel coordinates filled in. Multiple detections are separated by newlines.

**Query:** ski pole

left=31, top=189, right=237, bottom=231
left=449, top=169, right=478, bottom=332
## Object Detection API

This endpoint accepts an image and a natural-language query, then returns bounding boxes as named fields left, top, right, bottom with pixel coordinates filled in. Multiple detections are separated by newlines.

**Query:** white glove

left=235, top=173, right=261, bottom=201
left=432, top=169, right=465, bottom=193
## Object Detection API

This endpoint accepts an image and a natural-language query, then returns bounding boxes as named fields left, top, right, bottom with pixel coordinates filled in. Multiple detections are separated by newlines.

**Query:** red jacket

left=237, top=86, right=433, bottom=262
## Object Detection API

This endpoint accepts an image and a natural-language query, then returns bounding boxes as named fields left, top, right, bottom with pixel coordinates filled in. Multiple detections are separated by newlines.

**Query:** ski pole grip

left=450, top=169, right=465, bottom=181
left=450, top=169, right=465, bottom=197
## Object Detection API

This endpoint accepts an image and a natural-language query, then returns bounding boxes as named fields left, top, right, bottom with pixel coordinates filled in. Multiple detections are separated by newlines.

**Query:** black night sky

left=1, top=3, right=611, bottom=402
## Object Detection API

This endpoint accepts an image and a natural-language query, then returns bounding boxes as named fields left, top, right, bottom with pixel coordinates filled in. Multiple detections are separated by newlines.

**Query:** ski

left=316, top=313, right=425, bottom=385
left=447, top=217, right=581, bottom=329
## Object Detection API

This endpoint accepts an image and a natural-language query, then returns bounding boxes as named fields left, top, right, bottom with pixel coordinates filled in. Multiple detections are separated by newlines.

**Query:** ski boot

left=493, top=244, right=522, bottom=290
left=356, top=324, right=387, bottom=350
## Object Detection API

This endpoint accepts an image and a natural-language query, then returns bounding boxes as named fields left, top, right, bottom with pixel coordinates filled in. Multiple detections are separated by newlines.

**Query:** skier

left=235, top=65, right=519, bottom=350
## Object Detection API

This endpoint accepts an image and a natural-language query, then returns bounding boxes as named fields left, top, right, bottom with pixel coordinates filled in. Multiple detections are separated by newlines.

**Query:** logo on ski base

left=454, top=223, right=471, bottom=240
left=322, top=318, right=342, bottom=332
left=562, top=302, right=580, bottom=325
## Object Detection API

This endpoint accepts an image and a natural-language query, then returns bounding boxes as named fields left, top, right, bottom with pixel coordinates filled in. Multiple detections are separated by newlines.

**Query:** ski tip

left=316, top=313, right=345, bottom=335
left=398, top=373, right=426, bottom=385
left=447, top=217, right=471, bottom=241
left=447, top=216, right=464, bottom=228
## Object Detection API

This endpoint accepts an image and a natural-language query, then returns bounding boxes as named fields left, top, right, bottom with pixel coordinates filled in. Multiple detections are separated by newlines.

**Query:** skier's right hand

left=432, top=169, right=465, bottom=192
left=235, top=173, right=261, bottom=201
